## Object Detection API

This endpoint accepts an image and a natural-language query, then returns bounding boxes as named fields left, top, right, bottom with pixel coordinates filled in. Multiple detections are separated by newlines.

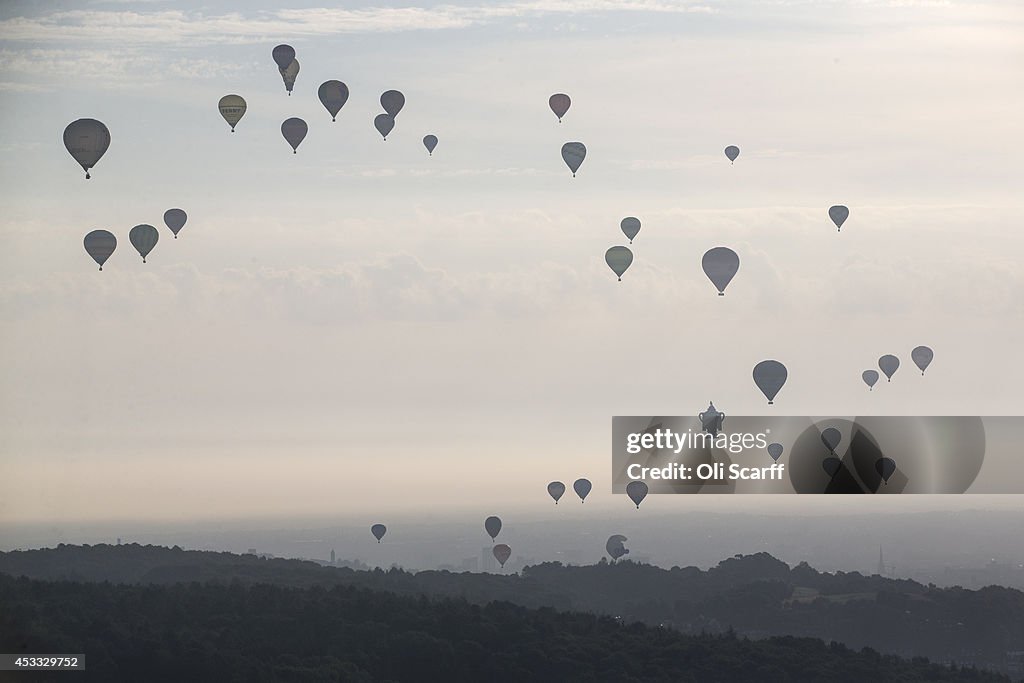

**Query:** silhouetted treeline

left=0, top=572, right=1009, bottom=683
left=2, top=545, right=1022, bottom=677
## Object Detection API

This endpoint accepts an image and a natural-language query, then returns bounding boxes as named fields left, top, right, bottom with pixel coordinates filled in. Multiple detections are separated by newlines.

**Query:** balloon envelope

left=423, top=134, right=438, bottom=155
left=573, top=478, right=592, bottom=502
left=561, top=142, right=586, bottom=176
left=862, top=370, right=879, bottom=389
left=767, top=442, right=784, bottom=462
left=279, top=59, right=299, bottom=93
left=380, top=90, right=405, bottom=117
left=493, top=543, right=511, bottom=568
left=702, top=247, right=740, bottom=295
left=875, top=457, right=897, bottom=483
left=724, top=145, right=740, bottom=162
left=620, top=217, right=641, bottom=243
left=605, top=246, right=633, bottom=281
left=829, top=205, right=850, bottom=231
left=163, top=209, right=186, bottom=238
left=822, top=457, right=842, bottom=478
left=217, top=95, right=246, bottom=132
left=912, top=346, right=934, bottom=374
left=549, top=93, right=571, bottom=121
left=821, top=427, right=842, bottom=454
left=374, top=114, right=395, bottom=140
left=606, top=535, right=629, bottom=560
left=281, top=117, right=307, bottom=153
left=484, top=516, right=502, bottom=540
left=318, top=80, right=349, bottom=121
left=879, top=354, right=900, bottom=381
left=547, top=481, right=565, bottom=504
left=753, top=360, right=788, bottom=404
left=63, top=119, right=110, bottom=179
left=84, top=230, right=116, bottom=270
left=129, top=224, right=159, bottom=263
left=371, top=524, right=387, bottom=542
left=626, top=480, right=648, bottom=509
left=272, top=44, right=295, bottom=70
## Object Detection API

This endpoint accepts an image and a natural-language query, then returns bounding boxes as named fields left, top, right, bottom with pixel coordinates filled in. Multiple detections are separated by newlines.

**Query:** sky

left=1, top=0, right=1023, bottom=526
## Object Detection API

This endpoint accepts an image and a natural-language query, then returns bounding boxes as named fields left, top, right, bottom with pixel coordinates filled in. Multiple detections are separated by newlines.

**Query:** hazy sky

left=1, top=0, right=1022, bottom=525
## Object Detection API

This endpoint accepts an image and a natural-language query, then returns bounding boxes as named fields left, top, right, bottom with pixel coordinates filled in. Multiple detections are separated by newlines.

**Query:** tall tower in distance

left=877, top=545, right=885, bottom=576
left=330, top=549, right=336, bottom=565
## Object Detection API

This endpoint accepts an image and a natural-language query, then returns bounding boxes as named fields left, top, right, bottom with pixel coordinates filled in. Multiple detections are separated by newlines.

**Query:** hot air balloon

left=822, top=457, right=842, bottom=478
left=374, top=114, right=395, bottom=141
left=63, top=119, right=110, bottom=179
left=878, top=355, right=900, bottom=382
left=626, top=480, right=648, bottom=509
left=573, top=478, right=592, bottom=503
left=217, top=95, right=246, bottom=132
left=84, top=230, right=116, bottom=270
left=829, top=205, right=849, bottom=232
left=911, top=346, right=934, bottom=375
left=484, top=516, right=502, bottom=541
left=371, top=524, right=387, bottom=543
left=606, top=535, right=629, bottom=560
left=281, top=118, right=307, bottom=153
left=381, top=90, right=405, bottom=117
left=163, top=209, right=186, bottom=239
left=724, top=145, right=739, bottom=163
left=272, top=44, right=295, bottom=70
left=875, top=457, right=897, bottom=485
left=767, top=443, right=784, bottom=462
left=753, top=360, right=788, bottom=405
left=702, top=247, right=740, bottom=296
left=423, top=134, right=438, bottom=155
left=549, top=93, right=571, bottom=122
left=620, top=217, right=640, bottom=244
left=547, top=481, right=565, bottom=504
left=129, top=224, right=159, bottom=263
left=561, top=142, right=586, bottom=177
left=821, top=427, right=842, bottom=455
left=279, top=59, right=299, bottom=95
left=862, top=370, right=880, bottom=390
left=605, top=246, right=633, bottom=281
left=493, top=543, right=511, bottom=568
left=318, top=80, right=349, bottom=121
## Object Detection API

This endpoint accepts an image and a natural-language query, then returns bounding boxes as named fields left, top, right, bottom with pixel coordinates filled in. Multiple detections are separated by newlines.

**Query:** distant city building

left=877, top=546, right=885, bottom=576
left=330, top=549, right=336, bottom=565
left=246, top=548, right=257, bottom=555
left=116, top=538, right=121, bottom=546
left=481, top=547, right=498, bottom=572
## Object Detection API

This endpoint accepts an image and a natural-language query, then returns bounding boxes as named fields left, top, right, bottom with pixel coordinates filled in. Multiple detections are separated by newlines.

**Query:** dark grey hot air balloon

left=822, top=457, right=842, bottom=478
left=821, top=427, right=842, bottom=455
left=63, top=119, right=110, bottom=179
left=493, top=543, right=511, bottom=568
left=84, top=230, right=116, bottom=270
left=626, top=480, right=648, bottom=509
left=875, top=457, right=897, bottom=485
left=753, top=360, right=788, bottom=405
left=318, top=80, right=349, bottom=121
left=767, top=443, right=784, bottom=462
left=281, top=117, right=307, bottom=153
left=620, top=217, right=641, bottom=244
left=484, top=515, right=502, bottom=541
left=878, top=354, right=900, bottom=382
left=279, top=59, right=299, bottom=95
left=606, top=535, right=629, bottom=561
left=724, top=145, right=740, bottom=164
left=561, top=142, right=586, bottom=177
left=129, top=224, right=159, bottom=263
left=374, top=114, right=395, bottom=141
left=381, top=90, right=405, bottom=118
left=605, top=246, right=633, bottom=281
left=828, top=205, right=849, bottom=232
left=912, top=346, right=934, bottom=375
left=272, top=44, right=295, bottom=70
left=371, top=523, right=387, bottom=543
left=163, top=209, right=186, bottom=239
left=549, top=93, right=571, bottom=122
left=547, top=481, right=565, bottom=504
left=218, top=95, right=246, bottom=132
left=702, top=247, right=740, bottom=296
left=423, top=134, right=438, bottom=156
left=862, top=370, right=879, bottom=390
left=573, top=478, right=592, bottom=503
